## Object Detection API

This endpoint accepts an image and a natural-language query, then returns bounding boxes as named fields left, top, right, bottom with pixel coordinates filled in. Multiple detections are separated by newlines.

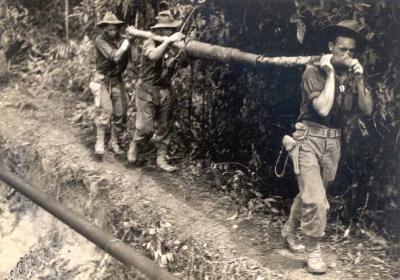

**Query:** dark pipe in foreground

left=0, top=166, right=178, bottom=280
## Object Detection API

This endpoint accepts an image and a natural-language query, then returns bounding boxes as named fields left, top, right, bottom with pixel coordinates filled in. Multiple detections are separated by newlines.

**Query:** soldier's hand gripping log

left=126, top=26, right=322, bottom=67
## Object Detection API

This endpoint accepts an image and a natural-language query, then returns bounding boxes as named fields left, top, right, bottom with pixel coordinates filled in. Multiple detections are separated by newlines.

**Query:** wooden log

left=126, top=27, right=321, bottom=67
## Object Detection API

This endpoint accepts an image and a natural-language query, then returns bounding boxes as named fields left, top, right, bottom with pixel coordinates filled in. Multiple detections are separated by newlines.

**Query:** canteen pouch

left=275, top=135, right=300, bottom=177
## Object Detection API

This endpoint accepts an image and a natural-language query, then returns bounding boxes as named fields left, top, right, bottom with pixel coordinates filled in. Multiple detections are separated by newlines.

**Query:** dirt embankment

left=0, top=189, right=104, bottom=280
left=0, top=84, right=398, bottom=280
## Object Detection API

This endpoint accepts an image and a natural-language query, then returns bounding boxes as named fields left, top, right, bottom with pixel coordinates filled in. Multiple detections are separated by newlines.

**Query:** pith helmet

left=97, top=11, right=124, bottom=27
left=150, top=10, right=182, bottom=30
left=320, top=20, right=367, bottom=49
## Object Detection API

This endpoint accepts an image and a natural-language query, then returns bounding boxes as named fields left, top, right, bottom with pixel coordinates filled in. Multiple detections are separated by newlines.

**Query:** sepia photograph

left=0, top=0, right=399, bottom=279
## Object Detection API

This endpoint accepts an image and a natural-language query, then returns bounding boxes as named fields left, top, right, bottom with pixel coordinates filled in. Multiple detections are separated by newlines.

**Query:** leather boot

left=156, top=145, right=177, bottom=172
left=109, top=126, right=124, bottom=155
left=305, top=236, right=327, bottom=274
left=281, top=222, right=305, bottom=253
left=95, top=127, right=105, bottom=156
left=127, top=140, right=138, bottom=164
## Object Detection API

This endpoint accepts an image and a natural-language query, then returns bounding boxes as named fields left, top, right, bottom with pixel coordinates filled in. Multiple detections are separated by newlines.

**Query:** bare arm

left=96, top=37, right=130, bottom=63
left=147, top=40, right=172, bottom=61
left=112, top=39, right=130, bottom=63
left=351, top=59, right=373, bottom=115
left=312, top=54, right=336, bottom=117
left=145, top=32, right=185, bottom=61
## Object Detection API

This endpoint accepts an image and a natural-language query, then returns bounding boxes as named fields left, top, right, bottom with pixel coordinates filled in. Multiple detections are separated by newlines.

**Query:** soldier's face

left=329, top=36, right=356, bottom=60
left=157, top=28, right=175, bottom=37
left=104, top=24, right=119, bottom=39
left=328, top=36, right=358, bottom=69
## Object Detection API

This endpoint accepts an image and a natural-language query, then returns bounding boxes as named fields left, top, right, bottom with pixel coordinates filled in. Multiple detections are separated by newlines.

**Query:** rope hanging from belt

left=274, top=145, right=289, bottom=178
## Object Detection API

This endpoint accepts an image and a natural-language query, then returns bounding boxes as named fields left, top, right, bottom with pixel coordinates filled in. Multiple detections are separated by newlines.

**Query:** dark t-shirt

left=298, top=65, right=356, bottom=128
left=94, top=33, right=129, bottom=77
left=139, top=38, right=181, bottom=87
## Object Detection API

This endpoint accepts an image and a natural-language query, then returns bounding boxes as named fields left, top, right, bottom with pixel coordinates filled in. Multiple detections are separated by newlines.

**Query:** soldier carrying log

left=281, top=20, right=373, bottom=274
left=90, top=12, right=133, bottom=159
left=126, top=9, right=187, bottom=172
left=124, top=11, right=375, bottom=275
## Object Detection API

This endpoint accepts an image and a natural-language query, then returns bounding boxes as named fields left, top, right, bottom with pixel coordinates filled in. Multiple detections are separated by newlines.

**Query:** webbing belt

left=299, top=126, right=341, bottom=138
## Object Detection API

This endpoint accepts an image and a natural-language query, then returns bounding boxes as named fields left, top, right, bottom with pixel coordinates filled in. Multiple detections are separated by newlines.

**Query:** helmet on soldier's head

left=97, top=11, right=124, bottom=27
left=320, top=20, right=367, bottom=51
left=150, top=10, right=182, bottom=30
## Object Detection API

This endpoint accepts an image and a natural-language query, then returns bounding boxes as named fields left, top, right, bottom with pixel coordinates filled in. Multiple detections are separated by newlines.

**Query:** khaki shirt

left=298, top=65, right=356, bottom=128
left=139, top=38, right=183, bottom=88
left=94, top=33, right=129, bottom=78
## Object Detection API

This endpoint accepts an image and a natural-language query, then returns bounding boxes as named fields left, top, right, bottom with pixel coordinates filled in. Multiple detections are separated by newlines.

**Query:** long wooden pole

left=0, top=167, right=178, bottom=280
left=126, top=27, right=321, bottom=67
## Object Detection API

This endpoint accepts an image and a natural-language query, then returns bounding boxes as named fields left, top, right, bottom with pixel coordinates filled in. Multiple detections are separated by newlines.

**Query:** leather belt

left=306, top=126, right=341, bottom=138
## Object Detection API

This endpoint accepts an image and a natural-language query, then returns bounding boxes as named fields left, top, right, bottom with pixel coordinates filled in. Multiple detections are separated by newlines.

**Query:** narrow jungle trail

left=0, top=83, right=398, bottom=279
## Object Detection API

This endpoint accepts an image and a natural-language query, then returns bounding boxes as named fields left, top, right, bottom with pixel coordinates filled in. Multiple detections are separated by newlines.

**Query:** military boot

left=156, top=144, right=177, bottom=172
left=109, top=126, right=124, bottom=155
left=95, top=127, right=105, bottom=157
left=127, top=140, right=138, bottom=164
left=305, top=236, right=327, bottom=274
left=281, top=222, right=305, bottom=254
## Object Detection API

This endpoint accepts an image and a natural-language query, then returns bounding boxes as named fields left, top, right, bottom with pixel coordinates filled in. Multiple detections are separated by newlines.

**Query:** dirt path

left=0, top=85, right=398, bottom=279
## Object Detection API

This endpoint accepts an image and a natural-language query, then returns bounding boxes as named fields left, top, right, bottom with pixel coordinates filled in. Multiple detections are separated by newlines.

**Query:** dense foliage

left=1, top=0, right=399, bottom=240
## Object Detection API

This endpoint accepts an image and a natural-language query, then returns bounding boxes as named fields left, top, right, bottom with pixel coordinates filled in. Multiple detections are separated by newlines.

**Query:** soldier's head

left=97, top=12, right=124, bottom=39
left=321, top=20, right=367, bottom=66
left=151, top=10, right=182, bottom=36
left=102, top=24, right=120, bottom=39
left=156, top=28, right=177, bottom=37
left=329, top=36, right=357, bottom=60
